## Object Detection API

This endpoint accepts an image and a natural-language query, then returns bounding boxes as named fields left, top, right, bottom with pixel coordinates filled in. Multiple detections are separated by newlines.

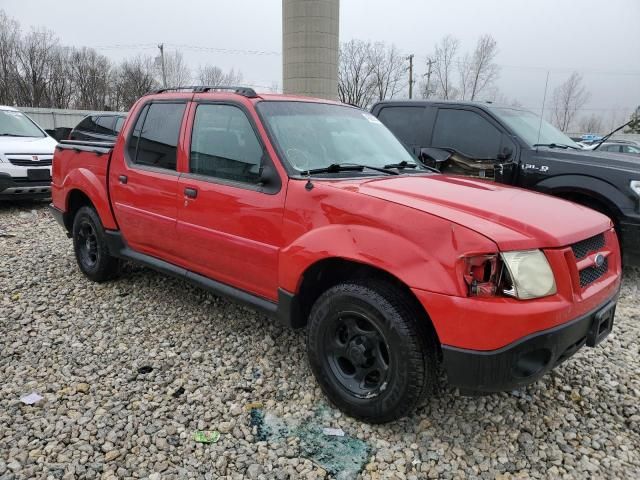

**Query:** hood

left=0, top=135, right=58, bottom=156
left=328, top=175, right=612, bottom=251
left=539, top=147, right=640, bottom=173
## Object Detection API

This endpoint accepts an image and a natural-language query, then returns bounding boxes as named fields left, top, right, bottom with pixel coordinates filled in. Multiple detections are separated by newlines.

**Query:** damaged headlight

left=464, top=249, right=556, bottom=300
left=501, top=250, right=556, bottom=300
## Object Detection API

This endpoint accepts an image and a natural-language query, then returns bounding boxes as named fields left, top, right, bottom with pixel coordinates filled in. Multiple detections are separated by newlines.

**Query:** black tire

left=72, top=206, right=120, bottom=282
left=306, top=280, right=437, bottom=423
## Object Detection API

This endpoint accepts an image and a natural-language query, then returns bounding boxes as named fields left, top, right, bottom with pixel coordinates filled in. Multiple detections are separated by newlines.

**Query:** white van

left=0, top=106, right=57, bottom=199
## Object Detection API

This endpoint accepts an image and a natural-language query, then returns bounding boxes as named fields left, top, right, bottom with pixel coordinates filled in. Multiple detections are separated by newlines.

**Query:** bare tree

left=551, top=72, right=590, bottom=132
left=0, top=10, right=20, bottom=105
left=578, top=113, right=603, bottom=134
left=46, top=46, right=74, bottom=108
left=160, top=50, right=191, bottom=86
left=431, top=35, right=460, bottom=100
left=14, top=27, right=59, bottom=107
left=338, top=39, right=377, bottom=107
left=114, top=56, right=158, bottom=110
left=69, top=47, right=112, bottom=110
left=197, top=64, right=243, bottom=86
left=458, top=35, right=499, bottom=101
left=370, top=42, right=407, bottom=102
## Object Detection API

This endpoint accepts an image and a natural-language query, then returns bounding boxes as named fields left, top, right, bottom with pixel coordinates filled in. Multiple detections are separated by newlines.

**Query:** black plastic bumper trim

left=442, top=295, right=618, bottom=393
left=620, top=221, right=640, bottom=267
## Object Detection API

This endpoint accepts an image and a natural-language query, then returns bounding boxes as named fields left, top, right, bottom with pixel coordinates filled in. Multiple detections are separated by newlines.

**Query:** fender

left=279, top=224, right=466, bottom=297
left=533, top=174, right=631, bottom=215
left=62, top=167, right=118, bottom=230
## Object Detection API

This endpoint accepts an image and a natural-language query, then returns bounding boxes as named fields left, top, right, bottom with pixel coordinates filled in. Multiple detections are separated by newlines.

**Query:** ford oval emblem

left=594, top=253, right=605, bottom=268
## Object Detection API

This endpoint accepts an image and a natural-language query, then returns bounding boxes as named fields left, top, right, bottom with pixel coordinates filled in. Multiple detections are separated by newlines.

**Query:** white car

left=0, top=106, right=57, bottom=200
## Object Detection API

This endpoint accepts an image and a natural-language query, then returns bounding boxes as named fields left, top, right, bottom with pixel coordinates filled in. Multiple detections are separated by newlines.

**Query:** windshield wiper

left=384, top=160, right=418, bottom=169
left=0, top=133, right=32, bottom=137
left=533, top=142, right=580, bottom=150
left=305, top=163, right=399, bottom=176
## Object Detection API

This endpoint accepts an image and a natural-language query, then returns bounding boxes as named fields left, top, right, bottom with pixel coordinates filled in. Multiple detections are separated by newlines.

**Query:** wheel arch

left=285, top=257, right=441, bottom=354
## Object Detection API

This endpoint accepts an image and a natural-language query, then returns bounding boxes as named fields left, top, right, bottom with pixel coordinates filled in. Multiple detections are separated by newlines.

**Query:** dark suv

left=371, top=100, right=640, bottom=267
left=68, top=113, right=126, bottom=142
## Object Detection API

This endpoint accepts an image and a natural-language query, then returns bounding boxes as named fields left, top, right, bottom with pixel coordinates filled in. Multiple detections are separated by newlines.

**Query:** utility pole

left=158, top=43, right=167, bottom=88
left=423, top=58, right=434, bottom=99
left=407, top=54, right=414, bottom=99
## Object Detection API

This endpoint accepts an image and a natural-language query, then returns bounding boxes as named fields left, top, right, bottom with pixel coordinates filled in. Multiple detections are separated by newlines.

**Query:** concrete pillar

left=282, top=0, right=339, bottom=100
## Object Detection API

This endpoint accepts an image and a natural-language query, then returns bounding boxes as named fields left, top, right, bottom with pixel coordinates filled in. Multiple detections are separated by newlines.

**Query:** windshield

left=490, top=106, right=579, bottom=149
left=0, top=109, right=45, bottom=137
left=257, top=101, right=417, bottom=173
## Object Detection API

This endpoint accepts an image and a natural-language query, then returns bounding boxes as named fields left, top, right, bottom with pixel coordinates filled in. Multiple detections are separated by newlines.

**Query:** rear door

left=176, top=101, right=286, bottom=300
left=109, top=101, right=188, bottom=262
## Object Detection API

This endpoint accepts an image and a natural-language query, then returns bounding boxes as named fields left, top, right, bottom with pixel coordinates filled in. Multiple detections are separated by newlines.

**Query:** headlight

left=631, top=180, right=640, bottom=197
left=501, top=250, right=556, bottom=300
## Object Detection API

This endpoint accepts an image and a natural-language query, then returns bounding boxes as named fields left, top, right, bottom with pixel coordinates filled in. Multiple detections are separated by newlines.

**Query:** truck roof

left=372, top=99, right=525, bottom=113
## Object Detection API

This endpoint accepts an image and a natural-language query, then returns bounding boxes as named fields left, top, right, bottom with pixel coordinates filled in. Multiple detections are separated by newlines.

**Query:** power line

left=92, top=43, right=281, bottom=56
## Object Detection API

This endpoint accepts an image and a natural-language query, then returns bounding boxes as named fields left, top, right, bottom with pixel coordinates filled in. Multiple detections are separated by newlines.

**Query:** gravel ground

left=1, top=201, right=639, bottom=480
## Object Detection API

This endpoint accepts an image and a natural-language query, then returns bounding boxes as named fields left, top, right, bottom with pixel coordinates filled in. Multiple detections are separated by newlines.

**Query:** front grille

left=571, top=233, right=605, bottom=260
left=579, top=258, right=608, bottom=287
left=8, top=158, right=52, bottom=166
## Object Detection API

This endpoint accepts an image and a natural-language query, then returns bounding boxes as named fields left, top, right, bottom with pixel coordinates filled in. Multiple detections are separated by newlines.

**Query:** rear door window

left=432, top=108, right=503, bottom=159
left=77, top=115, right=98, bottom=132
left=95, top=116, right=116, bottom=135
left=128, top=103, right=186, bottom=171
left=376, top=106, right=424, bottom=146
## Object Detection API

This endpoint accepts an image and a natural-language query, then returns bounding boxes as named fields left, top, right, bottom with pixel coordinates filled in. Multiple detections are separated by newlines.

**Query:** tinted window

left=132, top=103, right=186, bottom=170
left=114, top=117, right=125, bottom=133
left=77, top=115, right=98, bottom=132
left=95, top=116, right=116, bottom=135
left=603, top=144, right=622, bottom=152
left=625, top=145, right=640, bottom=154
left=190, top=104, right=263, bottom=183
left=433, top=109, right=503, bottom=158
left=377, top=106, right=423, bottom=146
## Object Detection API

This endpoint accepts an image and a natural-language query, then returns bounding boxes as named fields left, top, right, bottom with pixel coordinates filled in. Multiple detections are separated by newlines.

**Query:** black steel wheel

left=326, top=311, right=391, bottom=399
left=307, top=280, right=437, bottom=423
left=72, top=206, right=119, bottom=282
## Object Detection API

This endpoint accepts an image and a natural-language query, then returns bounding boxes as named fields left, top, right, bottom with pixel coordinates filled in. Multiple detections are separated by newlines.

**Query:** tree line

left=0, top=10, right=242, bottom=111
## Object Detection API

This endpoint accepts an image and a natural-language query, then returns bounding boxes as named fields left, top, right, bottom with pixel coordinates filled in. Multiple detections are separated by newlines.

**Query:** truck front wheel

left=306, top=280, right=437, bottom=423
left=72, top=206, right=120, bottom=282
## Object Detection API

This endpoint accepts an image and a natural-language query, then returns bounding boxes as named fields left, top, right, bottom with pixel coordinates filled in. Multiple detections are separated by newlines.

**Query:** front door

left=176, top=102, right=286, bottom=301
left=430, top=107, right=517, bottom=183
left=109, top=101, right=187, bottom=262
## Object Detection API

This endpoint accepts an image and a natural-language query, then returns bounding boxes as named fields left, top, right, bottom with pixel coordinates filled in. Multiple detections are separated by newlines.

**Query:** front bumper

left=0, top=172, right=51, bottom=199
left=620, top=221, right=640, bottom=267
left=441, top=296, right=617, bottom=393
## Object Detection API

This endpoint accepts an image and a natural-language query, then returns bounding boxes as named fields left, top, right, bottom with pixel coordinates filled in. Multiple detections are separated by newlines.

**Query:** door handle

left=118, top=175, right=128, bottom=184
left=184, top=187, right=198, bottom=199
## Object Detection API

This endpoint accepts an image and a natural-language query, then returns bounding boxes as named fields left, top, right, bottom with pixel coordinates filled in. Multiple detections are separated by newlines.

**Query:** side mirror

left=497, top=146, right=513, bottom=161
left=419, top=147, right=452, bottom=163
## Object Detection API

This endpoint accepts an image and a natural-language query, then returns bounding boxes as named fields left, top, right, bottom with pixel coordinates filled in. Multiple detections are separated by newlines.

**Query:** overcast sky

left=2, top=0, right=639, bottom=127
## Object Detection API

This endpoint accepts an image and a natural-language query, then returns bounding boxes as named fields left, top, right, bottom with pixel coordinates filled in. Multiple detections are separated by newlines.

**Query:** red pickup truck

left=50, top=86, right=621, bottom=422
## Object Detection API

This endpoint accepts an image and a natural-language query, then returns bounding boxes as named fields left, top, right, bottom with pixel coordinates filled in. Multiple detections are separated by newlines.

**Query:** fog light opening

left=513, top=348, right=552, bottom=378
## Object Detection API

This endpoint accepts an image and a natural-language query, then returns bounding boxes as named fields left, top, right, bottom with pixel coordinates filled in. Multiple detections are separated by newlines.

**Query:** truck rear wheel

left=72, top=206, right=120, bottom=282
left=306, top=280, right=437, bottom=423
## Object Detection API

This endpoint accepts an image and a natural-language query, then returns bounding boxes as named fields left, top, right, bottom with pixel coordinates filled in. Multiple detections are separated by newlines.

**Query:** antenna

left=536, top=71, right=550, bottom=148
